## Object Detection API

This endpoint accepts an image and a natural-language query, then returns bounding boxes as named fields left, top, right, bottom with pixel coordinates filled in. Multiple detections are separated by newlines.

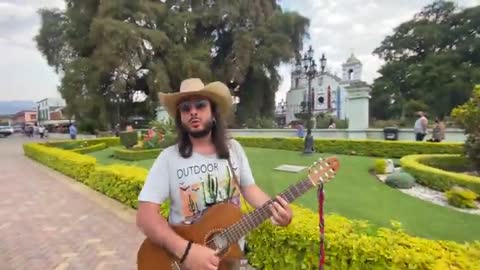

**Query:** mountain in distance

left=0, top=101, right=36, bottom=115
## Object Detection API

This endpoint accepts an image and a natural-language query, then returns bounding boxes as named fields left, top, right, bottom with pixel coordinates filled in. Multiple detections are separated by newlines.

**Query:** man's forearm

left=241, top=184, right=272, bottom=208
left=137, top=212, right=188, bottom=258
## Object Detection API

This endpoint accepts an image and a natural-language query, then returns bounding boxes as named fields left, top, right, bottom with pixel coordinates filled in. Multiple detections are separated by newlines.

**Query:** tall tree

left=370, top=0, right=480, bottom=120
left=35, top=0, right=309, bottom=131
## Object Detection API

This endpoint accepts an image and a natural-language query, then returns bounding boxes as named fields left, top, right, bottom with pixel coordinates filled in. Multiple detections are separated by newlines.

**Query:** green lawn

left=88, top=147, right=480, bottom=243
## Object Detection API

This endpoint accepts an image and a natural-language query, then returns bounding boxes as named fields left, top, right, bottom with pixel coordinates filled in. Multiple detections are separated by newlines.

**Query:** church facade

left=282, top=53, right=364, bottom=125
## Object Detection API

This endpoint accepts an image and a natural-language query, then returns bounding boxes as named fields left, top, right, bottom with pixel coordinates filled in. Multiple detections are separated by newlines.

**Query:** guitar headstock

left=307, top=157, right=340, bottom=186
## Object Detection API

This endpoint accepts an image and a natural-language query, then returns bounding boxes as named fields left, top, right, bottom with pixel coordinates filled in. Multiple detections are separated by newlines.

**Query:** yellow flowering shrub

left=23, top=142, right=96, bottom=182
left=241, top=203, right=480, bottom=270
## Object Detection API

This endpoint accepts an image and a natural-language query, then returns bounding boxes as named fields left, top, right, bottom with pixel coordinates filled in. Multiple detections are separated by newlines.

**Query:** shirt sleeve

left=138, top=149, right=170, bottom=204
left=231, top=139, right=255, bottom=187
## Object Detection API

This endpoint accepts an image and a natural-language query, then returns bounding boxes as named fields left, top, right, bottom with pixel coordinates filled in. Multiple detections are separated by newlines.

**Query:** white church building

left=280, top=53, right=366, bottom=125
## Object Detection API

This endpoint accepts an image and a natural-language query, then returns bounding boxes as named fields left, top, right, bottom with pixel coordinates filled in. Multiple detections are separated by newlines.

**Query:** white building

left=283, top=53, right=365, bottom=125
left=36, top=97, right=66, bottom=123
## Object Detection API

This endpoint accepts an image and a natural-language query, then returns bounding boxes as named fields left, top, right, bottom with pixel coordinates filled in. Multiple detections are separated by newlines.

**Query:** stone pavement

left=0, top=135, right=145, bottom=270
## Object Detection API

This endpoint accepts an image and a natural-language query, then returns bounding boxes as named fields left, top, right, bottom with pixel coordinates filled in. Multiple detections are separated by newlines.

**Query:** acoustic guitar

left=137, top=157, right=340, bottom=270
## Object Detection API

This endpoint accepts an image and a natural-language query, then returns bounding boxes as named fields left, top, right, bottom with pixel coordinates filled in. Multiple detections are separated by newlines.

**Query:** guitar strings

left=203, top=163, right=333, bottom=249
left=204, top=180, right=312, bottom=248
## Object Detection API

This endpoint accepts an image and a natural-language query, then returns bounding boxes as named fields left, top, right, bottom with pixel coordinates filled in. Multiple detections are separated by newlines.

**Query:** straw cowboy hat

left=159, top=78, right=233, bottom=120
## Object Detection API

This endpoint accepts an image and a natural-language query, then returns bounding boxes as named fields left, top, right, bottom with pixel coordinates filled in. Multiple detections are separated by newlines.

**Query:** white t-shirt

left=138, top=139, right=255, bottom=225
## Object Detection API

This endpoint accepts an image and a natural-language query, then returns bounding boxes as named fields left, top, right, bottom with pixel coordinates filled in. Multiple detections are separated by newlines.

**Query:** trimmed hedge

left=23, top=142, right=96, bottom=182
left=235, top=137, right=463, bottom=158
left=86, top=164, right=150, bottom=209
left=420, top=155, right=473, bottom=172
left=243, top=204, right=480, bottom=270
left=400, top=154, right=480, bottom=195
left=45, top=137, right=120, bottom=148
left=23, top=140, right=480, bottom=269
left=113, top=147, right=162, bottom=161
left=71, top=143, right=107, bottom=154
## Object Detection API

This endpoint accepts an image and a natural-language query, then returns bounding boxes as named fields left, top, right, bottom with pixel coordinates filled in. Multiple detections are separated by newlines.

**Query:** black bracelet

left=179, top=241, right=193, bottom=263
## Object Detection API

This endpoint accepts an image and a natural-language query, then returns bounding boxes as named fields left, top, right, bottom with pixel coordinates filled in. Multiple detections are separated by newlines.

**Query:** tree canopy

left=370, top=0, right=480, bottom=121
left=36, top=0, right=309, bottom=131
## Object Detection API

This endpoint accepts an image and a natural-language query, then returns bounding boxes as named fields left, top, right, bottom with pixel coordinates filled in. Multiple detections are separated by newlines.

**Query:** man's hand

left=269, top=196, right=293, bottom=226
left=182, top=243, right=219, bottom=270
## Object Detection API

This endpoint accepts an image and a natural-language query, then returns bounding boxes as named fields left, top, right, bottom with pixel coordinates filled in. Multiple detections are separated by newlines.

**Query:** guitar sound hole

left=205, top=231, right=229, bottom=256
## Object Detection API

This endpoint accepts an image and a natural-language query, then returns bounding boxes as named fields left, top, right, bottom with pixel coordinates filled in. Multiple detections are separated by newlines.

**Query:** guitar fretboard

left=222, top=178, right=317, bottom=245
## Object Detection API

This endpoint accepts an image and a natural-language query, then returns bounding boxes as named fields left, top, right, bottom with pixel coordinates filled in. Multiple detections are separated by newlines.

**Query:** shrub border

left=400, top=154, right=480, bottom=195
left=235, top=137, right=463, bottom=158
left=71, top=142, right=107, bottom=154
left=45, top=137, right=120, bottom=148
left=23, top=142, right=96, bottom=182
left=112, top=147, right=162, bottom=161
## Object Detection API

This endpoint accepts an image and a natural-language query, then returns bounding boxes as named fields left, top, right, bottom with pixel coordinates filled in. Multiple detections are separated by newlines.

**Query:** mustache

left=189, top=117, right=201, bottom=123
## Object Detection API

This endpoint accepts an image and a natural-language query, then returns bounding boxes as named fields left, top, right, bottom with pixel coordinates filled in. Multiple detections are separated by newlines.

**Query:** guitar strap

left=227, top=156, right=240, bottom=188
left=227, top=146, right=253, bottom=212
left=226, top=141, right=241, bottom=189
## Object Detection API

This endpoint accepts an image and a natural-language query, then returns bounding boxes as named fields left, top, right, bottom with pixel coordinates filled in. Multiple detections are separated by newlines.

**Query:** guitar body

left=137, top=202, right=246, bottom=270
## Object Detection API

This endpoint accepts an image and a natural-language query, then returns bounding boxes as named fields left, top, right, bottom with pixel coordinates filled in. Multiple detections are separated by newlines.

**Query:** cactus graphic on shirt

left=187, top=194, right=198, bottom=214
left=225, top=166, right=232, bottom=198
left=203, top=174, right=219, bottom=206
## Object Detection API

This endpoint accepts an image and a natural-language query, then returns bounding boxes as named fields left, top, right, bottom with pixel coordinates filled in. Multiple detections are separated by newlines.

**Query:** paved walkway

left=0, top=135, right=145, bottom=270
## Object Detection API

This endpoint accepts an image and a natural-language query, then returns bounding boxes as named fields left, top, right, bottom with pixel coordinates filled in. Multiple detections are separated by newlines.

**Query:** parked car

left=0, top=126, right=14, bottom=137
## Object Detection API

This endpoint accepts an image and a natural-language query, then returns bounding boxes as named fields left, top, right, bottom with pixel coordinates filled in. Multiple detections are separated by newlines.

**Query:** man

left=136, top=78, right=293, bottom=270
left=38, top=125, right=46, bottom=139
left=414, top=111, right=428, bottom=141
left=69, top=123, right=77, bottom=140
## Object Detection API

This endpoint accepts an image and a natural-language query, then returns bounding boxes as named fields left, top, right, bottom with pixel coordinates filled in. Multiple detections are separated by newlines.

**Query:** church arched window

left=348, top=69, right=354, bottom=80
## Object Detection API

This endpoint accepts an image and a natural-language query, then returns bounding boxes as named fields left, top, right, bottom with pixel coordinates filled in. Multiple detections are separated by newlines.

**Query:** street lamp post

left=295, top=46, right=327, bottom=154
left=110, top=93, right=126, bottom=127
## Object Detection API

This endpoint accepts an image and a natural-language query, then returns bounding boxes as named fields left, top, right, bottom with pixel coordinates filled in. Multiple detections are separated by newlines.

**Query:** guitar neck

left=223, top=178, right=318, bottom=245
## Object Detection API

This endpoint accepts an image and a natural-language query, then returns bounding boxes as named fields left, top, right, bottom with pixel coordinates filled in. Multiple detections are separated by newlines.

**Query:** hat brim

left=158, top=81, right=233, bottom=120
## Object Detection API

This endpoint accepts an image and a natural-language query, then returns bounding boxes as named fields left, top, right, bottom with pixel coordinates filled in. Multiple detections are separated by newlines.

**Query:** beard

left=182, top=119, right=214, bottom=138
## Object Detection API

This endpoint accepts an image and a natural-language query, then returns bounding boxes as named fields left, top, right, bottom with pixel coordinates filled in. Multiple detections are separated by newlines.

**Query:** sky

left=0, top=0, right=478, bottom=103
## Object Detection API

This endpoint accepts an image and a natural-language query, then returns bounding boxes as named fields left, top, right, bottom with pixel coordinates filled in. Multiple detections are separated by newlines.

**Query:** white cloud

left=325, top=13, right=349, bottom=25
left=352, top=23, right=367, bottom=34
left=0, top=2, right=35, bottom=23
left=0, top=0, right=64, bottom=101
